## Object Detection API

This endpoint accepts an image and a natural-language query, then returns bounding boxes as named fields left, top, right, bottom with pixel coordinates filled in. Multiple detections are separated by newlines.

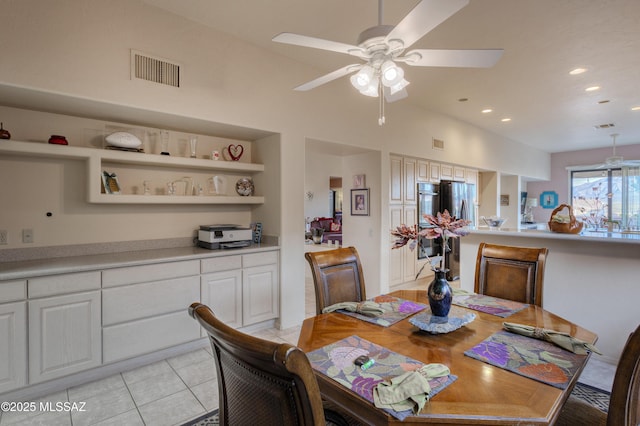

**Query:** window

left=570, top=167, right=640, bottom=230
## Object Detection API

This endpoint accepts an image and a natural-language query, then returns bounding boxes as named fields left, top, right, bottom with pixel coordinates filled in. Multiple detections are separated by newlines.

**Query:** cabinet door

left=403, top=157, right=417, bottom=204
left=429, top=162, right=441, bottom=183
left=0, top=302, right=27, bottom=393
left=453, top=166, right=466, bottom=182
left=402, top=205, right=417, bottom=283
left=417, top=160, right=430, bottom=182
left=440, top=164, right=454, bottom=180
left=389, top=206, right=403, bottom=286
left=390, top=155, right=403, bottom=204
left=29, top=291, right=101, bottom=384
left=201, top=270, right=243, bottom=329
left=242, top=264, right=279, bottom=326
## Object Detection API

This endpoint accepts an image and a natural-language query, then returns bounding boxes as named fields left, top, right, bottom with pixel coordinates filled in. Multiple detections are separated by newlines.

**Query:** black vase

left=427, top=269, right=453, bottom=317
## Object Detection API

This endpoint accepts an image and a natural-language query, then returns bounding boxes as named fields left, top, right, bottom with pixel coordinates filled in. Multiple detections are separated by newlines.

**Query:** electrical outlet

left=0, top=230, right=7, bottom=245
left=22, top=228, right=34, bottom=244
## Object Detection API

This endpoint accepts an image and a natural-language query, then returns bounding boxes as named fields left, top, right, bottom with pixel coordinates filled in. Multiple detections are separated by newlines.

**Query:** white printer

left=197, top=224, right=253, bottom=249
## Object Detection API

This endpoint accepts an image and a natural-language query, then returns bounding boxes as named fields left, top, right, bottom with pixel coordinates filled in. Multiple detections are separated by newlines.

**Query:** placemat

left=464, top=330, right=587, bottom=389
left=335, top=295, right=427, bottom=327
left=453, top=293, right=527, bottom=317
left=306, top=335, right=457, bottom=421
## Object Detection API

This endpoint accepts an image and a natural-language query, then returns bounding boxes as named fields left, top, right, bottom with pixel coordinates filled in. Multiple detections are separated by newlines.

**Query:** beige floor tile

left=126, top=369, right=187, bottom=407
left=90, top=409, right=144, bottom=426
left=174, top=358, right=217, bottom=388
left=70, top=385, right=136, bottom=426
left=138, top=389, right=205, bottom=426
left=122, top=360, right=173, bottom=385
left=189, top=379, right=219, bottom=412
left=166, top=348, right=212, bottom=371
left=68, top=374, right=125, bottom=402
left=0, top=410, right=71, bottom=426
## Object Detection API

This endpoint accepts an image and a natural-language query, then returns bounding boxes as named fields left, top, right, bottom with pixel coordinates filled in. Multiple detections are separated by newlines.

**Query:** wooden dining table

left=297, top=289, right=598, bottom=425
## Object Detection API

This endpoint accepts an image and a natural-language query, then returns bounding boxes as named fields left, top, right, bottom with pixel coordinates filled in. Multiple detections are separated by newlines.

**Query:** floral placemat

left=306, top=335, right=456, bottom=421
left=335, top=295, right=427, bottom=327
left=453, top=293, right=527, bottom=317
left=409, top=306, right=476, bottom=334
left=464, top=330, right=587, bottom=389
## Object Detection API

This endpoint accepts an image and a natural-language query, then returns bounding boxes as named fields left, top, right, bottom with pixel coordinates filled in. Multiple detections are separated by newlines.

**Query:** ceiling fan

left=594, top=134, right=640, bottom=169
left=272, top=0, right=503, bottom=125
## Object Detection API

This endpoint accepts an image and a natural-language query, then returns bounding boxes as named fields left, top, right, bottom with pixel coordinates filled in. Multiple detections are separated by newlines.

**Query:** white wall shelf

left=1, top=140, right=265, bottom=205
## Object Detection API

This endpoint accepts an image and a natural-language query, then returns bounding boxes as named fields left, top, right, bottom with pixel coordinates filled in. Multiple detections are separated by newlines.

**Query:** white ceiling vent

left=131, top=50, right=181, bottom=88
left=432, top=138, right=445, bottom=150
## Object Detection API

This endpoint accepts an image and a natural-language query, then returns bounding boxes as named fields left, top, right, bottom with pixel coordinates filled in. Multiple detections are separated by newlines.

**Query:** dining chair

left=188, top=303, right=349, bottom=426
left=305, top=246, right=366, bottom=315
left=555, top=323, right=640, bottom=426
left=474, top=242, right=548, bottom=306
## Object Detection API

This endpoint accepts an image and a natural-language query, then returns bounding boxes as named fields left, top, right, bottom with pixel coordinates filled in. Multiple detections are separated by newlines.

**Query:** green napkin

left=452, top=288, right=474, bottom=296
left=373, top=363, right=450, bottom=414
left=503, top=322, right=601, bottom=355
left=322, top=301, right=387, bottom=317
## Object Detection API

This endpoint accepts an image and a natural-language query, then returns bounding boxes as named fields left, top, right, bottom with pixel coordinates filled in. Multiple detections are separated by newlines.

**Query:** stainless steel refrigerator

left=439, top=180, right=476, bottom=281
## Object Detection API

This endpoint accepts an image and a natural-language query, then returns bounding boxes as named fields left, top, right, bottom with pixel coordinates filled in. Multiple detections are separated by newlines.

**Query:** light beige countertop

left=473, top=227, right=640, bottom=244
left=0, top=242, right=279, bottom=281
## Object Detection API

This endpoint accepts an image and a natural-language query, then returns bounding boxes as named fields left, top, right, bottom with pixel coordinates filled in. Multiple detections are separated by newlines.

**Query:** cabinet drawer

left=102, top=260, right=199, bottom=288
left=242, top=251, right=278, bottom=268
left=103, top=311, right=201, bottom=363
left=102, top=276, right=200, bottom=326
left=201, top=255, right=242, bottom=273
left=28, top=272, right=100, bottom=298
left=0, top=280, right=26, bottom=303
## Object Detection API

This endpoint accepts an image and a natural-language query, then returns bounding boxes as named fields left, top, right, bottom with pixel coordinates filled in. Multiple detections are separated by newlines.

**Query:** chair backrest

left=474, top=242, right=548, bottom=306
left=305, top=246, right=366, bottom=315
left=608, top=324, right=640, bottom=426
left=189, top=303, right=326, bottom=426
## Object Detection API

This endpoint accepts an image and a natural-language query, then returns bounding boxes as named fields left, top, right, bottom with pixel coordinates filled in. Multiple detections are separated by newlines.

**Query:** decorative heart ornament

left=226, top=144, right=244, bottom=161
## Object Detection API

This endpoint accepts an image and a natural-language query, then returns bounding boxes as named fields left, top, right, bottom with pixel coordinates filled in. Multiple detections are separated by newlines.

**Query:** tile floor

left=0, top=276, right=617, bottom=426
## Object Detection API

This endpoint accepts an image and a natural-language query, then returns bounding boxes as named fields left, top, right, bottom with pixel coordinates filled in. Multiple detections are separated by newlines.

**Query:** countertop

left=472, top=227, right=640, bottom=244
left=0, top=242, right=280, bottom=281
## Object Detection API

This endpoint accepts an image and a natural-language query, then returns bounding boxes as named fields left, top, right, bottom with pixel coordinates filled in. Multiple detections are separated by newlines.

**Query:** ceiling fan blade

left=385, top=0, right=469, bottom=50
left=402, top=48, right=504, bottom=68
left=294, top=64, right=362, bottom=91
left=273, top=32, right=366, bottom=58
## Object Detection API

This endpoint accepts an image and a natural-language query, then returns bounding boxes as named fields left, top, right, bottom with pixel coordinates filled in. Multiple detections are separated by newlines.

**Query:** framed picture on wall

left=351, top=188, right=370, bottom=216
left=540, top=191, right=559, bottom=209
left=352, top=174, right=366, bottom=188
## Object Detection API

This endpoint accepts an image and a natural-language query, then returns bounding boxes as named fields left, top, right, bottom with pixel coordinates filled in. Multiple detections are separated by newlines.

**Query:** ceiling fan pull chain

left=378, top=0, right=383, bottom=26
left=378, top=82, right=385, bottom=126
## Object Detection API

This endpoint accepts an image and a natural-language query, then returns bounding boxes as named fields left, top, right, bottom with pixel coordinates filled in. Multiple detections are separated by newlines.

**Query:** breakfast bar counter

left=459, top=228, right=640, bottom=365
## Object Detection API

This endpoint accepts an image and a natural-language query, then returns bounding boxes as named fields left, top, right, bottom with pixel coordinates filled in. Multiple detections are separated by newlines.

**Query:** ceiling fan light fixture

left=389, top=78, right=409, bottom=95
left=380, top=60, right=404, bottom=86
left=359, top=75, right=380, bottom=97
left=350, top=65, right=375, bottom=90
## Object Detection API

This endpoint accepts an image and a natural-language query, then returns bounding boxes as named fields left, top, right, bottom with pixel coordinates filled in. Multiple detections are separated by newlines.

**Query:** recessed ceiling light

left=598, top=100, right=610, bottom=104
left=632, top=106, right=640, bottom=111
left=569, top=68, right=587, bottom=75
left=501, top=118, right=511, bottom=122
left=458, top=98, right=469, bottom=102
left=585, top=86, right=600, bottom=92
left=481, top=109, right=493, bottom=114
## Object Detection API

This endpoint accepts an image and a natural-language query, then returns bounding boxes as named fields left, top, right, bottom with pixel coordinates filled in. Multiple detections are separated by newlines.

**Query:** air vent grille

left=432, top=138, right=445, bottom=150
left=131, top=50, right=180, bottom=87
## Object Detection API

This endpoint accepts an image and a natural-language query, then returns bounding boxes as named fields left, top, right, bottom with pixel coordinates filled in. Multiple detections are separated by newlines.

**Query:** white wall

left=0, top=0, right=552, bottom=330
left=304, top=150, right=342, bottom=219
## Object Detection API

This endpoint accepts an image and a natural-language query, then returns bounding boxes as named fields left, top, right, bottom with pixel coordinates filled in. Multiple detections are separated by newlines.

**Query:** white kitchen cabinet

left=201, top=269, right=243, bottom=329
left=102, top=261, right=201, bottom=363
left=417, top=160, right=430, bottom=182
left=390, top=155, right=403, bottom=204
left=402, top=205, right=417, bottom=283
left=453, top=166, right=466, bottom=181
left=429, top=162, right=441, bottom=182
left=243, top=263, right=279, bottom=326
left=440, top=163, right=454, bottom=180
left=28, top=291, right=101, bottom=384
left=403, top=157, right=417, bottom=204
left=0, top=301, right=27, bottom=393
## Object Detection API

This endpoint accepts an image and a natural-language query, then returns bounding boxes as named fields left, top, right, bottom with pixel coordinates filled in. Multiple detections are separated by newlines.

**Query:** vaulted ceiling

left=143, top=0, right=640, bottom=153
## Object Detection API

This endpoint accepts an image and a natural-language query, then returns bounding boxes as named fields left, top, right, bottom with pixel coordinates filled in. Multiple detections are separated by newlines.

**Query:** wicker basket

left=548, top=204, right=584, bottom=234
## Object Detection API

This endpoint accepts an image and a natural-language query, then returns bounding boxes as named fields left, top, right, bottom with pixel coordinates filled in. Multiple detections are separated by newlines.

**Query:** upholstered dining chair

left=474, top=242, right=548, bottom=307
left=555, top=323, right=640, bottom=426
left=188, top=303, right=348, bottom=426
left=305, top=246, right=366, bottom=315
